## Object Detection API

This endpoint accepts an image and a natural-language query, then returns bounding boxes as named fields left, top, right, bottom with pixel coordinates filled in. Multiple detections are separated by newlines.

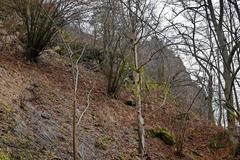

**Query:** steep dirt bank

left=0, top=52, right=232, bottom=160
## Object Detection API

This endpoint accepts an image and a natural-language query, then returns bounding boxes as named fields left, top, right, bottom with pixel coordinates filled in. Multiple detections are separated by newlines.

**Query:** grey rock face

left=141, top=37, right=208, bottom=118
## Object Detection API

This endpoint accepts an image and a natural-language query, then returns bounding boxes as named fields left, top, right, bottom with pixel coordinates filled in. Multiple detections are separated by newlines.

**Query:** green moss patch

left=147, top=127, right=175, bottom=145
left=95, top=135, right=112, bottom=151
left=0, top=152, right=10, bottom=160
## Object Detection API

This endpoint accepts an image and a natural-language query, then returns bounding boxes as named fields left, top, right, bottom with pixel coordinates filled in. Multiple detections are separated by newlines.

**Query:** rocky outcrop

left=141, top=37, right=208, bottom=118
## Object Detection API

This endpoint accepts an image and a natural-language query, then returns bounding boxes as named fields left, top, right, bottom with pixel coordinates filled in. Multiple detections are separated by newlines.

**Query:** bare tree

left=169, top=7, right=215, bottom=122
left=41, top=3, right=88, bottom=159
left=168, top=0, right=240, bottom=156
left=11, top=0, right=83, bottom=61
left=119, top=0, right=169, bottom=158
left=101, top=0, right=131, bottom=98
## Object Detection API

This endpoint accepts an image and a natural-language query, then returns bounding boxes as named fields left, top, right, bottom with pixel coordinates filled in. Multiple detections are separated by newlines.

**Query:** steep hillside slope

left=0, top=52, right=232, bottom=160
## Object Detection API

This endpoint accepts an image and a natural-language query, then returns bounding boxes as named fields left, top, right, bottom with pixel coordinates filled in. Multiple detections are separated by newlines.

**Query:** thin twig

left=77, top=82, right=95, bottom=127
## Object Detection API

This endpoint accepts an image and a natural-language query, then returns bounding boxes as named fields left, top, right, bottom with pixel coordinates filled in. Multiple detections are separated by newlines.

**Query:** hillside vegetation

left=0, top=48, right=234, bottom=160
left=1, top=0, right=240, bottom=160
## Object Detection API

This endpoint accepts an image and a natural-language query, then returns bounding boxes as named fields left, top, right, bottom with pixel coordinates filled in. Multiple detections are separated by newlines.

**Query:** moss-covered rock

left=95, top=135, right=112, bottom=151
left=147, top=127, right=175, bottom=145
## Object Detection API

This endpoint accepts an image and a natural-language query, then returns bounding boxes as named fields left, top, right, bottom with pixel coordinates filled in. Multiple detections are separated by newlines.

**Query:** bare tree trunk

left=218, top=18, right=237, bottom=157
left=233, top=78, right=240, bottom=112
left=207, top=74, right=214, bottom=123
left=218, top=79, right=223, bottom=127
left=134, top=43, right=145, bottom=158
left=205, top=0, right=238, bottom=155
left=216, top=48, right=223, bottom=127
left=73, top=93, right=77, bottom=160
left=218, top=102, right=223, bottom=127
left=223, top=109, right=226, bottom=128
left=127, top=0, right=145, bottom=157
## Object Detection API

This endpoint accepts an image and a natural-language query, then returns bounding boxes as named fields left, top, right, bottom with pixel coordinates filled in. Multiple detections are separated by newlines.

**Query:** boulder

left=147, top=127, right=175, bottom=145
